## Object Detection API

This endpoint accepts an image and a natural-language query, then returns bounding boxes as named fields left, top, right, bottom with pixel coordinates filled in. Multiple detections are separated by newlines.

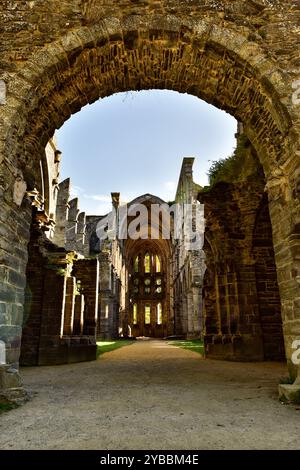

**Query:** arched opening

left=253, top=193, right=285, bottom=360
left=122, top=195, right=173, bottom=339
left=201, top=159, right=286, bottom=361
left=0, top=15, right=299, bottom=391
left=128, top=246, right=167, bottom=338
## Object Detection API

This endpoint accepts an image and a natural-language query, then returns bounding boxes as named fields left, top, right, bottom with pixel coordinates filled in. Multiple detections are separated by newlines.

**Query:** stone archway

left=122, top=194, right=173, bottom=339
left=0, top=3, right=300, bottom=391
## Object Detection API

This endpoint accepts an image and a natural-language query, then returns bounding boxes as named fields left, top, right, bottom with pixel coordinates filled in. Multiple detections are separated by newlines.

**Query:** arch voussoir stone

left=0, top=2, right=300, bottom=400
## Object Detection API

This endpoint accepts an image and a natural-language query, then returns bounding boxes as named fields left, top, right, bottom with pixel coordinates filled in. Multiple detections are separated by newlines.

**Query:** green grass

left=279, top=375, right=294, bottom=385
left=0, top=402, right=18, bottom=413
left=96, top=340, right=135, bottom=358
left=169, top=339, right=204, bottom=356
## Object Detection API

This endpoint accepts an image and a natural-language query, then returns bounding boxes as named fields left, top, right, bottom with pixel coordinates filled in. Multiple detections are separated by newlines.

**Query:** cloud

left=161, top=181, right=177, bottom=201
left=164, top=181, right=176, bottom=191
left=84, top=194, right=112, bottom=202
left=95, top=202, right=112, bottom=215
left=70, top=185, right=83, bottom=198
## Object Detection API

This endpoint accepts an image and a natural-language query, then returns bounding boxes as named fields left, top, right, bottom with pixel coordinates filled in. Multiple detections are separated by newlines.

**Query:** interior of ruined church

left=15, top=114, right=284, bottom=370
left=1, top=3, right=300, bottom=430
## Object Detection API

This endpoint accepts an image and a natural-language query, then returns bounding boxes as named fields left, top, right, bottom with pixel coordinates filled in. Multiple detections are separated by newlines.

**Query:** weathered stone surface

left=52, top=178, right=71, bottom=248
left=0, top=365, right=22, bottom=390
left=0, top=0, right=299, bottom=397
left=200, top=136, right=285, bottom=361
left=279, top=384, right=300, bottom=404
left=20, top=215, right=98, bottom=366
left=173, top=158, right=205, bottom=338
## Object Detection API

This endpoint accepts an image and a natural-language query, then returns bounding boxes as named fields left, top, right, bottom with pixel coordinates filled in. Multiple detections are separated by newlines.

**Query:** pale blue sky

left=56, top=90, right=237, bottom=215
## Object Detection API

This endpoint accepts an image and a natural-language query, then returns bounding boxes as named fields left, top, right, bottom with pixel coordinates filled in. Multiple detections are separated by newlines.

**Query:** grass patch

left=293, top=391, right=300, bottom=404
left=169, top=339, right=204, bottom=356
left=96, top=340, right=135, bottom=359
left=279, top=376, right=294, bottom=385
left=0, top=402, right=18, bottom=414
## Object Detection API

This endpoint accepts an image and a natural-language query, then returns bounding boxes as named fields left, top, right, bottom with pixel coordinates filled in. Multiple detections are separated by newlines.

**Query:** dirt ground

left=0, top=339, right=299, bottom=450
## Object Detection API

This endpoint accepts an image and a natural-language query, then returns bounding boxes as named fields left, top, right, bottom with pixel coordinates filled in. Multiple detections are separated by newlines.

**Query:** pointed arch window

left=145, top=304, right=151, bottom=324
left=155, top=255, right=161, bottom=273
left=157, top=303, right=163, bottom=325
left=144, top=253, right=151, bottom=273
left=133, top=304, right=138, bottom=325
left=134, top=255, right=139, bottom=273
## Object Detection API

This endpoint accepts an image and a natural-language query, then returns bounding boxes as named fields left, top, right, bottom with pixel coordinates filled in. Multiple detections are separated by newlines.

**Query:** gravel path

left=0, top=339, right=299, bottom=450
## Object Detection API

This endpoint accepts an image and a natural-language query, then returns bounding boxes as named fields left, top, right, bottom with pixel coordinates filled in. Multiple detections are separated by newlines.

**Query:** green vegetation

left=279, top=390, right=300, bottom=405
left=96, top=340, right=135, bottom=358
left=206, top=134, right=261, bottom=187
left=46, top=264, right=66, bottom=276
left=0, top=402, right=18, bottom=414
left=279, top=375, right=294, bottom=385
left=169, top=339, right=204, bottom=356
left=293, top=391, right=300, bottom=404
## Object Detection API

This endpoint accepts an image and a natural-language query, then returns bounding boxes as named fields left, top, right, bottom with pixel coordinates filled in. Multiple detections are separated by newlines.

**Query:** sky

left=56, top=90, right=237, bottom=215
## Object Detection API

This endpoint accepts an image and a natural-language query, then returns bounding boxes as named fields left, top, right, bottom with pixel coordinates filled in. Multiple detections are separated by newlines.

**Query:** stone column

left=235, top=263, right=264, bottom=360
left=63, top=276, right=76, bottom=336
left=268, top=186, right=300, bottom=398
left=73, top=295, right=84, bottom=335
left=38, top=268, right=66, bottom=365
left=73, top=259, right=99, bottom=338
left=0, top=162, right=32, bottom=400
left=65, top=198, right=79, bottom=251
left=52, top=178, right=70, bottom=248
left=76, top=212, right=86, bottom=255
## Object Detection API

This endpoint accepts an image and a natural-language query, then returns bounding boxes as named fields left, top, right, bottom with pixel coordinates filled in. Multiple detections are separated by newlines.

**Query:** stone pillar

left=269, top=194, right=300, bottom=388
left=0, top=340, right=5, bottom=364
left=182, top=291, right=188, bottom=335
left=52, top=178, right=70, bottom=248
left=0, top=163, right=32, bottom=399
left=214, top=273, right=222, bottom=335
left=38, top=269, right=66, bottom=365
left=73, top=259, right=99, bottom=338
left=73, top=294, right=84, bottom=335
left=65, top=198, right=79, bottom=251
left=76, top=212, right=86, bottom=255
left=263, top=171, right=300, bottom=399
left=234, top=263, right=264, bottom=360
left=20, top=223, right=46, bottom=366
left=63, top=277, right=76, bottom=336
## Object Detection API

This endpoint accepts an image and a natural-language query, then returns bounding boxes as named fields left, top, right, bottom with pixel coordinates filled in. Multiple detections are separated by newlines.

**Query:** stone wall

left=173, top=158, right=206, bottom=338
left=52, top=178, right=70, bottom=248
left=200, top=147, right=285, bottom=361
left=97, top=252, right=120, bottom=340
left=20, top=211, right=98, bottom=366
left=253, top=195, right=285, bottom=360
left=0, top=1, right=300, bottom=392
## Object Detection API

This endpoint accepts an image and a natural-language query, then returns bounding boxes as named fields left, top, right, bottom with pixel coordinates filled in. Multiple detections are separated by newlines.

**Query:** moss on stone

left=206, top=134, right=262, bottom=188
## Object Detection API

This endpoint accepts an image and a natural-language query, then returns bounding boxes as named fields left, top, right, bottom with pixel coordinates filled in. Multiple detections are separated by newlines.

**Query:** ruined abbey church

left=20, top=136, right=206, bottom=366
left=0, top=1, right=300, bottom=406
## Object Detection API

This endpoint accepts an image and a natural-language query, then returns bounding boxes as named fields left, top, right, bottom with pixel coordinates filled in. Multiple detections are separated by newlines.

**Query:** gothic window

left=155, top=255, right=161, bottom=273
left=144, top=253, right=151, bottom=273
left=144, top=278, right=151, bottom=294
left=145, top=304, right=151, bottom=324
left=131, top=250, right=164, bottom=298
left=133, top=304, right=138, bottom=325
left=105, top=304, right=109, bottom=319
left=157, top=303, right=162, bottom=325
